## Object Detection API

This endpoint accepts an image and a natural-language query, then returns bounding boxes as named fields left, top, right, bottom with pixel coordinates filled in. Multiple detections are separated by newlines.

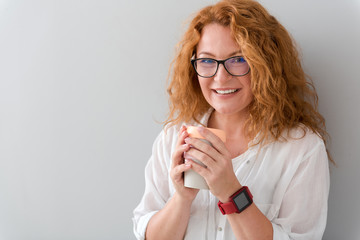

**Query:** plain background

left=0, top=0, right=359, bottom=239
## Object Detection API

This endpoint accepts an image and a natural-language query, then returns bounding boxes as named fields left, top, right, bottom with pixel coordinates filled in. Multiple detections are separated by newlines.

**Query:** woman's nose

left=213, top=64, right=231, bottom=83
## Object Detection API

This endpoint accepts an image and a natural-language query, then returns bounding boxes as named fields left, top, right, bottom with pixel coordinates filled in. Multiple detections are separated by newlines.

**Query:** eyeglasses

left=191, top=56, right=250, bottom=78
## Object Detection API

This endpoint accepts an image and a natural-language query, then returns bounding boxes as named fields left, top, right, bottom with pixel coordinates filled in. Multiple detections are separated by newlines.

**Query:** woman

left=133, top=0, right=331, bottom=239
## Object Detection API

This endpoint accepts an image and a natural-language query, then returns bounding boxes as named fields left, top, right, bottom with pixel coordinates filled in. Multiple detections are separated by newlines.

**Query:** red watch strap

left=218, top=186, right=253, bottom=215
left=218, top=200, right=239, bottom=215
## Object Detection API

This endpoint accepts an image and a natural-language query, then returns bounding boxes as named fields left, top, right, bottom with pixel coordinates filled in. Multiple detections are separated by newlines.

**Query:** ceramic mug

left=184, top=126, right=226, bottom=190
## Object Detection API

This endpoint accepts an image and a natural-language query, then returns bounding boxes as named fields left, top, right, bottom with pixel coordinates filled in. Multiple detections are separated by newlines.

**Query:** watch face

left=233, top=191, right=252, bottom=212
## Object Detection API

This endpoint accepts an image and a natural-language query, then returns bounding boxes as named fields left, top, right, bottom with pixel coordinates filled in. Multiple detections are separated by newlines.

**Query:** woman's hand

left=183, top=126, right=241, bottom=202
left=170, top=126, right=199, bottom=202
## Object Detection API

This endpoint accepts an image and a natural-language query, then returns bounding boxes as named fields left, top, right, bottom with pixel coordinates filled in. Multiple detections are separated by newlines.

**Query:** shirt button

left=246, top=160, right=250, bottom=164
left=218, top=227, right=223, bottom=231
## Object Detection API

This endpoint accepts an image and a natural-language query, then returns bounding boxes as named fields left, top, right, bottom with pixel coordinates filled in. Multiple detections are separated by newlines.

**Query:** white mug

left=184, top=126, right=226, bottom=190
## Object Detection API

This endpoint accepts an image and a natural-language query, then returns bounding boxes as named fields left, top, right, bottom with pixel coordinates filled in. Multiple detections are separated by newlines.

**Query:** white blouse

left=133, top=111, right=330, bottom=240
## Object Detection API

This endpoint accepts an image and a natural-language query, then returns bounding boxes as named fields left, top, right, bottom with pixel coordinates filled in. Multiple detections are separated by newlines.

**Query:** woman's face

left=196, top=23, right=253, bottom=117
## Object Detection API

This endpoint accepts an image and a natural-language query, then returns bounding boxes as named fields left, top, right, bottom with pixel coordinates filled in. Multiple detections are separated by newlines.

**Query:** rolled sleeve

left=132, top=211, right=157, bottom=240
left=272, top=223, right=291, bottom=240
left=132, top=130, right=173, bottom=239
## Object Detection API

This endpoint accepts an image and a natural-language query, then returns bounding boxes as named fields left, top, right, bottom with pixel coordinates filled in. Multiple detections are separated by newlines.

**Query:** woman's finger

left=197, top=126, right=229, bottom=157
left=185, top=158, right=210, bottom=180
left=184, top=137, right=222, bottom=164
left=171, top=162, right=191, bottom=181
left=172, top=143, right=190, bottom=168
left=184, top=148, right=215, bottom=170
left=171, top=126, right=189, bottom=168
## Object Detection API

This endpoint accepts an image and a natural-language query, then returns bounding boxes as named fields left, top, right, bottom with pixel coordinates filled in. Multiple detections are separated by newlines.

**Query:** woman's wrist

left=173, top=191, right=195, bottom=208
left=217, top=181, right=242, bottom=203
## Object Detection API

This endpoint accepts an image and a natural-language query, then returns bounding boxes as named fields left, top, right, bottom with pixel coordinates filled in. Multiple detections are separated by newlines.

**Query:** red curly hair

left=165, top=0, right=333, bottom=163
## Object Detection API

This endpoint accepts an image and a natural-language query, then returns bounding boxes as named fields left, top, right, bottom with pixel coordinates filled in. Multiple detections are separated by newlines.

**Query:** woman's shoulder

left=273, top=124, right=327, bottom=161
left=154, top=122, right=186, bottom=149
left=259, top=124, right=324, bottom=150
left=258, top=125, right=329, bottom=171
left=284, top=125, right=324, bottom=147
left=154, top=124, right=179, bottom=146
left=160, top=109, right=213, bottom=142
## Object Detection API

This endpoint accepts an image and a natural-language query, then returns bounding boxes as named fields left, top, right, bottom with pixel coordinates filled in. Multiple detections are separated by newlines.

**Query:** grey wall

left=0, top=0, right=359, bottom=239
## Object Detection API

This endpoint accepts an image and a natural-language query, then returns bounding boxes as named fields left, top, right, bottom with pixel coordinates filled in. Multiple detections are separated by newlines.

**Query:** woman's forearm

left=145, top=192, right=193, bottom=240
left=227, top=203, right=273, bottom=240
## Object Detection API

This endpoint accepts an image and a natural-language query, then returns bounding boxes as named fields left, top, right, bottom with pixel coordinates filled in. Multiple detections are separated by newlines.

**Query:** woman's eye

left=232, top=57, right=246, bottom=63
left=199, top=59, right=215, bottom=64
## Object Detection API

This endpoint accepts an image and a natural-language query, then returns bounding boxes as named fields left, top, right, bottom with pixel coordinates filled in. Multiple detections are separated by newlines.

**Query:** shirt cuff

left=272, top=223, right=291, bottom=240
left=133, top=211, right=158, bottom=240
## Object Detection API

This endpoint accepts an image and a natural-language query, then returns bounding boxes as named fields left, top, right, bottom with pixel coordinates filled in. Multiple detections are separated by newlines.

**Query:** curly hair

left=165, top=0, right=333, bottom=163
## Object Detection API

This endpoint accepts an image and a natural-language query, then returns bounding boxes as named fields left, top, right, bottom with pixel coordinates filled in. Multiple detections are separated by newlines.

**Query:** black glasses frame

left=191, top=56, right=250, bottom=78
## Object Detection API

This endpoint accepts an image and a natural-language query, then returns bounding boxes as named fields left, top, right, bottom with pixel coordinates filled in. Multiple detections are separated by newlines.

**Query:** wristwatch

left=218, top=186, right=253, bottom=215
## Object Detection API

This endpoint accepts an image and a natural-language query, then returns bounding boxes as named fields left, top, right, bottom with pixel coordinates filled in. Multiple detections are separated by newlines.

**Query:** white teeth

left=215, top=89, right=238, bottom=94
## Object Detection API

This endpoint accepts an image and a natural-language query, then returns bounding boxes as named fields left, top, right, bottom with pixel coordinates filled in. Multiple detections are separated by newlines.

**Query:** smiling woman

left=133, top=0, right=331, bottom=239
left=194, top=23, right=253, bottom=118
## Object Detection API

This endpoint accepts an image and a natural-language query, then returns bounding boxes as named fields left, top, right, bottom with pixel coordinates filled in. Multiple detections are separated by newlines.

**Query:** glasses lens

left=194, top=59, right=217, bottom=77
left=224, top=56, right=249, bottom=76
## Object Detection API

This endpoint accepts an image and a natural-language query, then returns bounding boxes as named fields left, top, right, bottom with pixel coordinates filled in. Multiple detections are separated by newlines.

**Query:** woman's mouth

left=214, top=89, right=239, bottom=95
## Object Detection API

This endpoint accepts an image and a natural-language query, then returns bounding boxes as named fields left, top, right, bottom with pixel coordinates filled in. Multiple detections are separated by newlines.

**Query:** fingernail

left=184, top=137, right=190, bottom=143
left=185, top=159, right=191, bottom=166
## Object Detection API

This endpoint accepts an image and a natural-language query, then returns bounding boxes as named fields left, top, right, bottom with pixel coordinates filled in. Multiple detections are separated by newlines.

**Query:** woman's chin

left=213, top=106, right=239, bottom=115
left=212, top=105, right=250, bottom=117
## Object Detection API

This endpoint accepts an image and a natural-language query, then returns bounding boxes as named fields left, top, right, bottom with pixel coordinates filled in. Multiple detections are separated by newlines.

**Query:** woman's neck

left=207, top=110, right=251, bottom=158
left=207, top=110, right=251, bottom=142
